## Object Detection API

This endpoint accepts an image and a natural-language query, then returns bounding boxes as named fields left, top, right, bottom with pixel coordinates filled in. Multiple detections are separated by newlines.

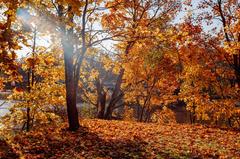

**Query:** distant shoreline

left=0, top=91, right=12, bottom=100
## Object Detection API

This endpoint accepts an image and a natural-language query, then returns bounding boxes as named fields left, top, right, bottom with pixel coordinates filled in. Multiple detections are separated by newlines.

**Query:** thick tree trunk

left=65, top=83, right=79, bottom=131
left=57, top=3, right=90, bottom=130
left=57, top=4, right=80, bottom=131
left=63, top=44, right=80, bottom=131
left=65, top=60, right=79, bottom=130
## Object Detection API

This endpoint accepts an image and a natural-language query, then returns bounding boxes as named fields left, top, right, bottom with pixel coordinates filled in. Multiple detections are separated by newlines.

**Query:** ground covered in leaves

left=1, top=119, right=240, bottom=159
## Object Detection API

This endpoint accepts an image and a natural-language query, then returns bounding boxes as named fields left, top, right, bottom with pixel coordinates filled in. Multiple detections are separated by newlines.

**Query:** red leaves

left=26, top=57, right=40, bottom=68
left=10, top=119, right=240, bottom=159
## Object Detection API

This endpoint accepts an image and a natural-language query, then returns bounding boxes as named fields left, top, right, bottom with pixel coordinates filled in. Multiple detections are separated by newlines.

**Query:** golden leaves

left=26, top=57, right=40, bottom=67
left=89, top=69, right=99, bottom=80
left=6, top=119, right=240, bottom=158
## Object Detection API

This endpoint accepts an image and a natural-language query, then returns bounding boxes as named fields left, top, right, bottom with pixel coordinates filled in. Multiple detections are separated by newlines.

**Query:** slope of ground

left=3, top=119, right=240, bottom=159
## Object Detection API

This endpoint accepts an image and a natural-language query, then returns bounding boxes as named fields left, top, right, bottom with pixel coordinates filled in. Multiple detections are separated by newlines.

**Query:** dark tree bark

left=96, top=78, right=106, bottom=119
left=103, top=42, right=134, bottom=119
left=97, top=93, right=106, bottom=119
left=217, top=0, right=240, bottom=87
left=58, top=5, right=80, bottom=131
left=61, top=32, right=80, bottom=131
left=64, top=57, right=80, bottom=130
left=25, top=29, right=37, bottom=131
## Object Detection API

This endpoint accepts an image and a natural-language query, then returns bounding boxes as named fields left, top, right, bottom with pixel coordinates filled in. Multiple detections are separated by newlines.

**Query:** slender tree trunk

left=103, top=41, right=136, bottom=119
left=228, top=118, right=232, bottom=127
left=97, top=102, right=105, bottom=119
left=97, top=92, right=106, bottom=119
left=96, top=78, right=106, bottom=119
left=139, top=106, right=145, bottom=122
left=105, top=69, right=125, bottom=119
left=105, top=105, right=113, bottom=120
left=26, top=107, right=30, bottom=131
left=233, top=53, right=240, bottom=87
left=25, top=29, right=37, bottom=131
left=190, top=113, right=193, bottom=124
left=144, top=108, right=152, bottom=123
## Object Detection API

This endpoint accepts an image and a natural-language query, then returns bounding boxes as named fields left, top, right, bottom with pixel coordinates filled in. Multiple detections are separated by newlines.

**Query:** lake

left=0, top=100, right=13, bottom=117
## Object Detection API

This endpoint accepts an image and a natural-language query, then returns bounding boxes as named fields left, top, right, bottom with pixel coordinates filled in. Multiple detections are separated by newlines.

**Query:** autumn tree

left=0, top=0, right=67, bottom=131
left=122, top=19, right=181, bottom=122
left=182, top=0, right=240, bottom=126
left=123, top=54, right=179, bottom=122
left=98, top=0, right=181, bottom=119
left=1, top=44, right=66, bottom=132
left=197, top=0, right=240, bottom=87
left=78, top=51, right=120, bottom=119
left=20, top=0, right=116, bottom=130
left=0, top=1, right=26, bottom=90
left=177, top=18, right=240, bottom=126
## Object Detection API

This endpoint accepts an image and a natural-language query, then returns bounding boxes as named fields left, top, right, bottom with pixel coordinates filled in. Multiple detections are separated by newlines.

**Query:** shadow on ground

left=0, top=140, right=19, bottom=159
left=13, top=126, right=156, bottom=159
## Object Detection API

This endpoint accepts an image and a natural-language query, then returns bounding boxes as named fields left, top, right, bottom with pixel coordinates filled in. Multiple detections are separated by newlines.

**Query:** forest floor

left=1, top=119, right=240, bottom=159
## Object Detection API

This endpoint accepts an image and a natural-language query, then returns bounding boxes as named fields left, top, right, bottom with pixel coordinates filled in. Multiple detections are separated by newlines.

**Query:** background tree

left=78, top=51, right=120, bottom=119
left=1, top=44, right=65, bottom=131
left=99, top=0, right=181, bottom=119
left=197, top=0, right=240, bottom=87
left=177, top=19, right=240, bottom=126
left=0, top=1, right=26, bottom=90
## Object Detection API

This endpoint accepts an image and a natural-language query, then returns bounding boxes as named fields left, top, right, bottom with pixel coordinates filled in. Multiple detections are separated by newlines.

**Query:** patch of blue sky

left=174, top=0, right=222, bottom=34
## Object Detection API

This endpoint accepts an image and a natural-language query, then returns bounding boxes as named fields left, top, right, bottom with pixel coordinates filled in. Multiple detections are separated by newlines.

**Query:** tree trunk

left=61, top=27, right=80, bottom=131
left=66, top=89, right=79, bottom=131
left=144, top=108, right=152, bottom=123
left=63, top=44, right=80, bottom=131
left=104, top=41, right=136, bottom=119
left=233, top=54, right=240, bottom=88
left=96, top=78, right=106, bottom=119
left=58, top=5, right=80, bottom=131
left=97, top=93, right=106, bottom=119
left=105, top=105, right=113, bottom=119
left=26, top=107, right=30, bottom=131
left=25, top=29, right=37, bottom=131
left=65, top=78, right=79, bottom=131
left=139, top=106, right=145, bottom=122
left=105, top=69, right=125, bottom=119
